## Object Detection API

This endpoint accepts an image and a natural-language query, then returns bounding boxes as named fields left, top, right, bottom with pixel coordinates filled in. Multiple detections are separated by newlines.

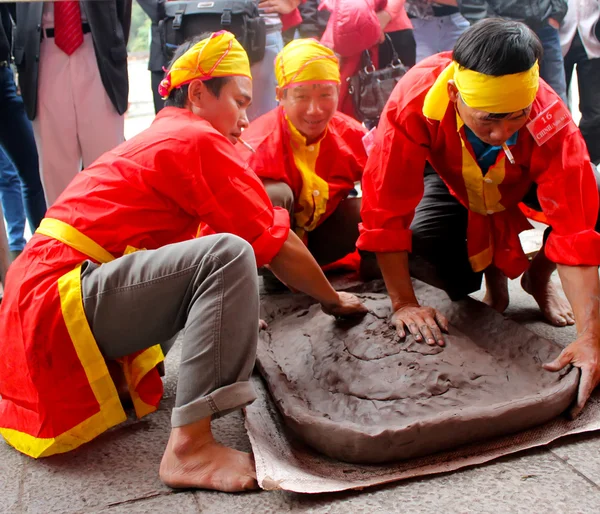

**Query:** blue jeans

left=247, top=29, right=284, bottom=122
left=0, top=149, right=26, bottom=252
left=411, top=13, right=470, bottom=63
left=0, top=66, right=47, bottom=232
left=534, top=23, right=568, bottom=104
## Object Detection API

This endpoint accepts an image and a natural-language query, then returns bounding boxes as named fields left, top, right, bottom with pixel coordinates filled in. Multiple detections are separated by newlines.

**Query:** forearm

left=557, top=264, right=600, bottom=337
left=376, top=251, right=419, bottom=311
left=269, top=230, right=339, bottom=306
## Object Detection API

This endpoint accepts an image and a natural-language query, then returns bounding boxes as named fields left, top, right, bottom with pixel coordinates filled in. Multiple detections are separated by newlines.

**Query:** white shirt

left=559, top=0, right=600, bottom=59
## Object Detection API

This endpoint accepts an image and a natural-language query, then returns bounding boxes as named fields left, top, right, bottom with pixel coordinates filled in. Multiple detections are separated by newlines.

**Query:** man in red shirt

left=241, top=38, right=369, bottom=273
left=359, top=19, right=600, bottom=417
left=0, top=32, right=366, bottom=492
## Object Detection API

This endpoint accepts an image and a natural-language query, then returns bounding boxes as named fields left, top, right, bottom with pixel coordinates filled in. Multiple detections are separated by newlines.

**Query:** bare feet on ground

left=160, top=421, right=258, bottom=492
left=521, top=272, right=575, bottom=327
left=482, top=266, right=510, bottom=313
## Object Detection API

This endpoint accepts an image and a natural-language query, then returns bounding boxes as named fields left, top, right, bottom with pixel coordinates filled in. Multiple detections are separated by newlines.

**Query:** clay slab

left=257, top=281, right=579, bottom=464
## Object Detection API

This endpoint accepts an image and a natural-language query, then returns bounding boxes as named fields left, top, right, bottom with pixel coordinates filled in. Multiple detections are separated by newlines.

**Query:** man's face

left=188, top=76, right=252, bottom=144
left=277, top=83, right=339, bottom=142
left=447, top=81, right=531, bottom=146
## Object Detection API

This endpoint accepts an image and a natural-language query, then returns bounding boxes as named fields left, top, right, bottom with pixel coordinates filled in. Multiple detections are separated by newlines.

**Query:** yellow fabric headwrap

left=158, top=31, right=251, bottom=99
left=422, top=61, right=540, bottom=120
left=275, top=38, right=340, bottom=89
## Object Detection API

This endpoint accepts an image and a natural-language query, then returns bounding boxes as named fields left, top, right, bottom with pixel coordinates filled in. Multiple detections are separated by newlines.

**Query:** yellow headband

left=275, top=38, right=340, bottom=89
left=158, top=31, right=251, bottom=99
left=423, top=61, right=540, bottom=120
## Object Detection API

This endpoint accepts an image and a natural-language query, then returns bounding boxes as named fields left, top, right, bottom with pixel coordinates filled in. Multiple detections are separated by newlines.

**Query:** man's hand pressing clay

left=391, top=304, right=449, bottom=346
left=542, top=265, right=600, bottom=418
left=268, top=229, right=368, bottom=319
left=322, top=291, right=369, bottom=318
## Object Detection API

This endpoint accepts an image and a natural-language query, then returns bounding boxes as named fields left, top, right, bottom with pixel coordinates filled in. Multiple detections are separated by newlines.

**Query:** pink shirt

left=385, top=0, right=412, bottom=32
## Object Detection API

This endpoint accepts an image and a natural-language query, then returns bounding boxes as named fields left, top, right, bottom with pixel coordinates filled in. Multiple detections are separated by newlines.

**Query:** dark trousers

left=151, top=70, right=165, bottom=115
left=379, top=29, right=417, bottom=69
left=410, top=167, right=600, bottom=301
left=564, top=32, right=600, bottom=165
left=533, top=22, right=568, bottom=104
left=0, top=66, right=46, bottom=231
left=264, top=180, right=361, bottom=266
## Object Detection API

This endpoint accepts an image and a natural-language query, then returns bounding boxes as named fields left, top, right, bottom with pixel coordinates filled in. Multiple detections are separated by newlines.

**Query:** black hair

left=164, top=34, right=231, bottom=108
left=452, top=18, right=543, bottom=76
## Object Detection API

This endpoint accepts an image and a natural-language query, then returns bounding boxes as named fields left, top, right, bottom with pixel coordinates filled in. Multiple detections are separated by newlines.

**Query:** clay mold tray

left=257, top=281, right=579, bottom=464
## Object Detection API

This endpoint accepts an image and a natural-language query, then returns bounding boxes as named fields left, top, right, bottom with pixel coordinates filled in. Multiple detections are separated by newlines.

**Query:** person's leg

left=409, top=168, right=483, bottom=300
left=262, top=179, right=295, bottom=221
left=0, top=149, right=26, bottom=257
left=307, top=197, right=362, bottom=266
left=246, top=29, right=284, bottom=122
left=74, top=34, right=125, bottom=169
left=151, top=70, right=165, bottom=114
left=81, top=234, right=259, bottom=491
left=438, top=13, right=470, bottom=53
left=0, top=66, right=47, bottom=229
left=563, top=37, right=577, bottom=108
left=519, top=181, right=581, bottom=326
left=411, top=18, right=438, bottom=63
left=534, top=23, right=568, bottom=104
left=33, top=35, right=82, bottom=206
left=573, top=36, right=600, bottom=165
left=380, top=29, right=417, bottom=68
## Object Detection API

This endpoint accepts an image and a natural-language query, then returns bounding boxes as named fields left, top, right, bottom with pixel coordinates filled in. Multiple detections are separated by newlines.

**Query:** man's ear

left=188, top=79, right=205, bottom=108
left=447, top=80, right=459, bottom=104
left=275, top=86, right=284, bottom=103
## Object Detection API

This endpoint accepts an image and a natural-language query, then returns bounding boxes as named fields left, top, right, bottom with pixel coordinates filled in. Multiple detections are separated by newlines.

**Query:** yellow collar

left=285, top=115, right=328, bottom=148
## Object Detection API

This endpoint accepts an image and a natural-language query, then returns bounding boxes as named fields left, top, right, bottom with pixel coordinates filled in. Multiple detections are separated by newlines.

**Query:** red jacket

left=240, top=106, right=367, bottom=230
left=358, top=53, right=600, bottom=278
left=0, top=107, right=289, bottom=458
left=320, top=0, right=388, bottom=117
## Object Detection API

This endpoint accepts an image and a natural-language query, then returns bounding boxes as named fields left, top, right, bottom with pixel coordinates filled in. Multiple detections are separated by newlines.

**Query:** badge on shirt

left=362, top=127, right=377, bottom=156
left=526, top=100, right=572, bottom=146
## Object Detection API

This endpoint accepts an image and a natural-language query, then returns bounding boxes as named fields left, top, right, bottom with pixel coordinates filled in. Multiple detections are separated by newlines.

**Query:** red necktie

left=53, top=1, right=84, bottom=56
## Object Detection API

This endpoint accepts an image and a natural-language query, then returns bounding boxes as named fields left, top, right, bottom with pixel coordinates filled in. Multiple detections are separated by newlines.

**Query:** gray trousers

left=80, top=234, right=259, bottom=427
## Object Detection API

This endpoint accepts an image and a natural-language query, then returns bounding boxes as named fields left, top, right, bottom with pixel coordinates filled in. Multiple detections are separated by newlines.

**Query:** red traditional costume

left=0, top=107, right=289, bottom=458
left=241, top=106, right=367, bottom=234
left=358, top=52, right=600, bottom=277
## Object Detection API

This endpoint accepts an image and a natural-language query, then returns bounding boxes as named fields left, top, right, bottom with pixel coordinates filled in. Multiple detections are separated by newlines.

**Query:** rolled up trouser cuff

left=171, top=380, right=257, bottom=427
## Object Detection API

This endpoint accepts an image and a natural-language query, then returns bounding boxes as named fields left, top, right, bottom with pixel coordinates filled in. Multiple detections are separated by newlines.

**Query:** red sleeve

left=280, top=9, right=302, bottom=31
left=193, top=132, right=290, bottom=267
left=340, top=116, right=369, bottom=182
left=357, top=97, right=430, bottom=253
left=531, top=130, right=600, bottom=266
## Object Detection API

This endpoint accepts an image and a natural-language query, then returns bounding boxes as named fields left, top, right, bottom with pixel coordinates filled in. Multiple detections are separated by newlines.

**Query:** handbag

left=160, top=0, right=266, bottom=65
left=347, top=34, right=408, bottom=123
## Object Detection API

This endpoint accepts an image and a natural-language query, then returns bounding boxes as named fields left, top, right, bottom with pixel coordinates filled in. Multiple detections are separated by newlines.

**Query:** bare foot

left=521, top=272, right=575, bottom=327
left=482, top=266, right=510, bottom=313
left=160, top=421, right=258, bottom=492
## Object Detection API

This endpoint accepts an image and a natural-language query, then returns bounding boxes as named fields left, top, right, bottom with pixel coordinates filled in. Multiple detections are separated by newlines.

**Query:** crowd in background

left=0, top=0, right=599, bottom=275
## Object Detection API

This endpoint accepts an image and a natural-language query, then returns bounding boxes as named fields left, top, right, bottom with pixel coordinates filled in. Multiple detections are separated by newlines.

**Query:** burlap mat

left=245, top=376, right=600, bottom=493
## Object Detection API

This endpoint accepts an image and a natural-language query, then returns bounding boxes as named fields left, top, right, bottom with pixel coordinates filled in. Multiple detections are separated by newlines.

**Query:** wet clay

left=257, top=281, right=579, bottom=464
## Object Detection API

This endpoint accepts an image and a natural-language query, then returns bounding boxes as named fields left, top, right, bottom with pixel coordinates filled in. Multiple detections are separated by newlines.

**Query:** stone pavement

left=3, top=271, right=600, bottom=514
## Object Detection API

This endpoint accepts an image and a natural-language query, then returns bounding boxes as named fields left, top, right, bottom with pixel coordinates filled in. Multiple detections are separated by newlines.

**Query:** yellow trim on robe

left=286, top=117, right=329, bottom=238
left=456, top=114, right=506, bottom=216
left=119, top=346, right=165, bottom=418
left=0, top=266, right=128, bottom=458
left=4, top=219, right=167, bottom=457
left=469, top=242, right=494, bottom=273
